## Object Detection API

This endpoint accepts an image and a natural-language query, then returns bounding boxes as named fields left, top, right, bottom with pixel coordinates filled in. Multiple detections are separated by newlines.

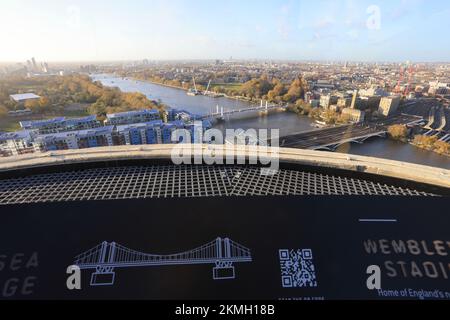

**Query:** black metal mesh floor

left=0, top=164, right=434, bottom=205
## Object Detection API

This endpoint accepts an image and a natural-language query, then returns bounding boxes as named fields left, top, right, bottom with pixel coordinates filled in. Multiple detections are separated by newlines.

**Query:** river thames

left=92, top=74, right=449, bottom=170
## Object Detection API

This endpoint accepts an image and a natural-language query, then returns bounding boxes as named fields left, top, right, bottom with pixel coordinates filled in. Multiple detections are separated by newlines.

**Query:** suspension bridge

left=201, top=101, right=285, bottom=121
left=74, top=237, right=252, bottom=286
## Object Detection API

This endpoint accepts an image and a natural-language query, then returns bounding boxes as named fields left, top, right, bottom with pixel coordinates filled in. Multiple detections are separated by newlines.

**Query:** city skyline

left=1, top=0, right=450, bottom=63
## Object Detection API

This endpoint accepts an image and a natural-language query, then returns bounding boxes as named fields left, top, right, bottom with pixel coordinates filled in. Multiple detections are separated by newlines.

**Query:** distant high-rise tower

left=350, top=90, right=358, bottom=109
left=41, top=62, right=49, bottom=73
left=31, top=57, right=37, bottom=71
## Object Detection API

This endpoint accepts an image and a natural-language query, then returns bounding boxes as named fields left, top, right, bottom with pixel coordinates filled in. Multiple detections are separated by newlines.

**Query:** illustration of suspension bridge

left=74, top=237, right=252, bottom=286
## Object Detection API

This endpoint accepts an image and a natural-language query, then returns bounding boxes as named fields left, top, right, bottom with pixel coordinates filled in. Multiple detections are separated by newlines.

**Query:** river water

left=92, top=74, right=449, bottom=170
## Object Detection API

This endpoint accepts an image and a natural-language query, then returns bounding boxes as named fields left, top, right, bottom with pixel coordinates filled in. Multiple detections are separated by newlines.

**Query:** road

left=279, top=114, right=423, bottom=149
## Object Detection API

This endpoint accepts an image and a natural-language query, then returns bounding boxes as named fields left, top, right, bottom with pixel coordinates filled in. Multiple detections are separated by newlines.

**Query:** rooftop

left=35, top=126, right=114, bottom=141
left=116, top=120, right=164, bottom=132
left=71, top=126, right=114, bottom=138
left=20, top=115, right=98, bottom=130
left=0, top=145, right=448, bottom=191
left=0, top=145, right=448, bottom=205
left=107, top=109, right=160, bottom=119
left=0, top=130, right=33, bottom=141
left=65, top=115, right=98, bottom=124
left=10, top=93, right=41, bottom=102
left=20, top=117, right=65, bottom=129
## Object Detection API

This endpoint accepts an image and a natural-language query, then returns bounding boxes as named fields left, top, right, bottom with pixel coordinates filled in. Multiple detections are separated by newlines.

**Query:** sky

left=0, top=0, right=449, bottom=62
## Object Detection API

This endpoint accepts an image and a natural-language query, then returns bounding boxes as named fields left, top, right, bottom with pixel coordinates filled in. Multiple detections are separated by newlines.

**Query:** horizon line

left=1, top=58, right=450, bottom=64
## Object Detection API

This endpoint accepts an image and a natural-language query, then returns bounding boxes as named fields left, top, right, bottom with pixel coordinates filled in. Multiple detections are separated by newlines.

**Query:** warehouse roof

left=10, top=93, right=41, bottom=102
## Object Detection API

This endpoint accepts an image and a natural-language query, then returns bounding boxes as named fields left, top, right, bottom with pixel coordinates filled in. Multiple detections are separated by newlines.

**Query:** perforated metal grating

left=0, top=164, right=435, bottom=205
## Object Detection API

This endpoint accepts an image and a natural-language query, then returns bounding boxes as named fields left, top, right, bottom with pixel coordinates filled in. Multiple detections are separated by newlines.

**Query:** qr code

left=279, top=249, right=318, bottom=288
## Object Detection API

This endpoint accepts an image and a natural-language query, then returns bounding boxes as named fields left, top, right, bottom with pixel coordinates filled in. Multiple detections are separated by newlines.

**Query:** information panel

left=0, top=197, right=449, bottom=300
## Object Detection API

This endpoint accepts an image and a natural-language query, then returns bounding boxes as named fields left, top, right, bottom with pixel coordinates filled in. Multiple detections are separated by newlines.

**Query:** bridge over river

left=200, top=102, right=285, bottom=120
left=279, top=114, right=424, bottom=151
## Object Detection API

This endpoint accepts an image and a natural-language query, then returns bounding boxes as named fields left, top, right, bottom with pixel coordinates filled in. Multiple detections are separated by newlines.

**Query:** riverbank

left=346, top=138, right=450, bottom=170
left=132, top=77, right=264, bottom=105
left=384, top=131, right=450, bottom=159
left=92, top=74, right=450, bottom=170
left=410, top=142, right=450, bottom=157
left=137, top=79, right=189, bottom=92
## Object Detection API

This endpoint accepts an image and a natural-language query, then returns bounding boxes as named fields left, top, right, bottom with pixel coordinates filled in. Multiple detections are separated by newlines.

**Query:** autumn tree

left=413, top=135, right=449, bottom=155
left=283, top=77, right=308, bottom=103
left=434, top=141, right=450, bottom=155
left=39, top=96, right=50, bottom=109
left=240, top=76, right=273, bottom=99
left=267, top=79, right=286, bottom=102
left=388, top=125, right=408, bottom=142
left=339, top=113, right=352, bottom=124
left=322, top=109, right=339, bottom=125
left=24, top=99, right=40, bottom=111
left=0, top=105, right=7, bottom=118
left=413, top=135, right=438, bottom=149
left=309, top=107, right=323, bottom=119
left=287, top=99, right=313, bottom=116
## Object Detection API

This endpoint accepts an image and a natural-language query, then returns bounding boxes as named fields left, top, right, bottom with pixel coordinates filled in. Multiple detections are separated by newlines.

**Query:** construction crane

left=394, top=66, right=404, bottom=94
left=404, top=65, right=416, bottom=96
left=187, top=77, right=200, bottom=96
left=193, top=76, right=198, bottom=92
left=205, top=79, right=211, bottom=95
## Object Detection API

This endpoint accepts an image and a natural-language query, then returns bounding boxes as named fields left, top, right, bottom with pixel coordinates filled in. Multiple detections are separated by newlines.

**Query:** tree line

left=388, top=124, right=449, bottom=156
left=128, top=71, right=353, bottom=124
left=130, top=71, right=310, bottom=104
left=0, top=75, right=165, bottom=120
left=412, top=135, right=449, bottom=155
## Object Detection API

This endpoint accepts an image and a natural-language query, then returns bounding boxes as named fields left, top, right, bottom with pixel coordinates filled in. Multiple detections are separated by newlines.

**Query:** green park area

left=209, top=83, right=242, bottom=91
left=0, top=75, right=165, bottom=132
